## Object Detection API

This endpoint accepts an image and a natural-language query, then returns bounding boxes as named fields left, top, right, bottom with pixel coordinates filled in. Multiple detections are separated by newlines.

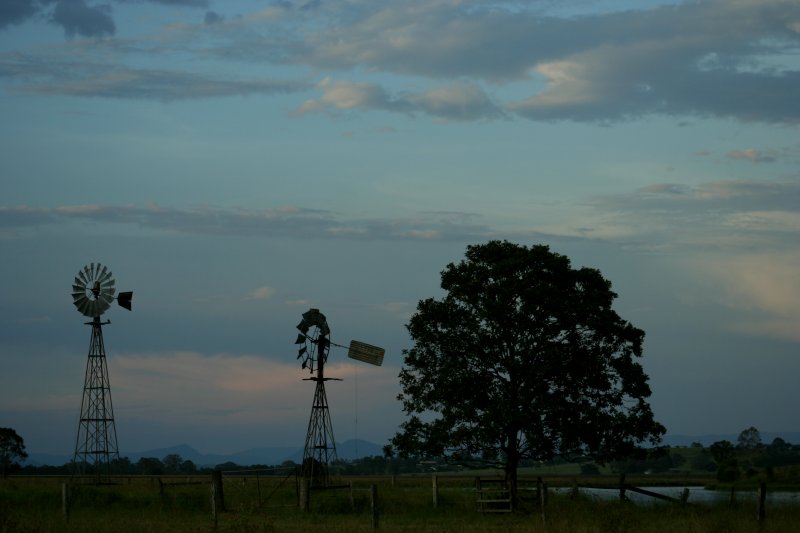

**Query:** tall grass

left=2, top=474, right=798, bottom=532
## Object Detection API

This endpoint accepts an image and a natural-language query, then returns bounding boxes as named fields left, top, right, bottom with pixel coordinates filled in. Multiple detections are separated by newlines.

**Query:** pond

left=551, top=486, right=800, bottom=505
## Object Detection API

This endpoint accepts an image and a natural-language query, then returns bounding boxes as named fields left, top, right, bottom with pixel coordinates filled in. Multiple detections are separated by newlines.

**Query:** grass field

left=2, top=473, right=798, bottom=532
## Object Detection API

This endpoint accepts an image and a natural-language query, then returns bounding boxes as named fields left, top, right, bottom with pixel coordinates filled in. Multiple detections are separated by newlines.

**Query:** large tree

left=392, top=241, right=664, bottom=505
left=0, top=427, right=28, bottom=478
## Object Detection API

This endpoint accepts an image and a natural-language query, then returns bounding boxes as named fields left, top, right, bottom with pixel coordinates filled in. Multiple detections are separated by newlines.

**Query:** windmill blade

left=98, top=265, right=108, bottom=281
left=72, top=284, right=85, bottom=294
left=347, top=340, right=385, bottom=366
left=74, top=277, right=85, bottom=288
left=78, top=269, right=88, bottom=284
left=77, top=298, right=91, bottom=315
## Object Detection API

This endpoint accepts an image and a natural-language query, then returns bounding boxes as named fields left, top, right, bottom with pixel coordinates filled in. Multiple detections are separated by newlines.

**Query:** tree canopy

left=0, top=427, right=28, bottom=478
left=391, top=241, right=664, bottom=503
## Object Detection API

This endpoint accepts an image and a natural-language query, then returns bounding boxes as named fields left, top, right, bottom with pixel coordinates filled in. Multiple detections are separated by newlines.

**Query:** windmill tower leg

left=73, top=317, right=120, bottom=480
left=302, top=376, right=339, bottom=488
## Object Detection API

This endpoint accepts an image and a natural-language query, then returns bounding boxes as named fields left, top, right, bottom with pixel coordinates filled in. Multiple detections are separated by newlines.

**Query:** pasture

left=2, top=473, right=799, bottom=532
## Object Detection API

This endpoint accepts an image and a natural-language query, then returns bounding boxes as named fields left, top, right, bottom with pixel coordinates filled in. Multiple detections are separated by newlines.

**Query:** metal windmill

left=294, top=308, right=384, bottom=488
left=70, top=263, right=133, bottom=478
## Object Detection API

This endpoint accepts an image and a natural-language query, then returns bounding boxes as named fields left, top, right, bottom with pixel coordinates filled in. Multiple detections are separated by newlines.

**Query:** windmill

left=70, top=262, right=132, bottom=479
left=294, top=308, right=384, bottom=488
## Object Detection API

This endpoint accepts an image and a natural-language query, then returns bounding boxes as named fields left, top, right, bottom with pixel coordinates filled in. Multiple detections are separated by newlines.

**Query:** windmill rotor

left=295, top=308, right=330, bottom=374
left=71, top=262, right=133, bottom=317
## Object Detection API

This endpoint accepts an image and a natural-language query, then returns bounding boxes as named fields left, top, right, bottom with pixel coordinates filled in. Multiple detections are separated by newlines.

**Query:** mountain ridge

left=24, top=438, right=384, bottom=467
left=25, top=432, right=800, bottom=467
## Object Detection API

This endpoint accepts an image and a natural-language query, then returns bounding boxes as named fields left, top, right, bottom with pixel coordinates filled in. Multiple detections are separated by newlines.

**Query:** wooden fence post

left=371, top=483, right=379, bottom=530
left=540, top=481, right=547, bottom=525
left=536, top=477, right=542, bottom=503
left=619, top=473, right=626, bottom=501
left=757, top=482, right=767, bottom=522
left=211, top=481, right=218, bottom=528
left=349, top=481, right=355, bottom=510
left=211, top=470, right=225, bottom=512
left=300, top=477, right=310, bottom=511
left=62, top=483, right=70, bottom=523
left=432, top=474, right=438, bottom=508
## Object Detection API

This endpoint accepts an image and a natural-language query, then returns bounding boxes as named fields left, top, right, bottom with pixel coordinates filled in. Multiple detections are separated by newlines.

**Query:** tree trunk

left=504, top=436, right=520, bottom=510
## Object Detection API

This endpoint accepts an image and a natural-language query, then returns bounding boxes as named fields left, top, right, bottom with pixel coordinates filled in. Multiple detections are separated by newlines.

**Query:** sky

left=1, top=0, right=799, bottom=458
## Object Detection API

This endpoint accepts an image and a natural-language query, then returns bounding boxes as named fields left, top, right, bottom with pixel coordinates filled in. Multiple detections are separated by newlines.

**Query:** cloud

left=288, top=0, right=800, bottom=123
left=108, top=351, right=401, bottom=436
left=691, top=251, right=800, bottom=342
left=245, top=286, right=276, bottom=301
left=0, top=55, right=310, bottom=100
left=294, top=78, right=503, bottom=121
left=0, top=0, right=40, bottom=29
left=142, top=0, right=208, bottom=6
left=3, top=0, right=800, bottom=122
left=294, top=78, right=405, bottom=115
left=571, top=178, right=800, bottom=255
left=1, top=0, right=208, bottom=37
left=377, top=302, right=413, bottom=320
left=727, top=149, right=779, bottom=163
left=51, top=0, right=115, bottom=39
left=0, top=204, right=500, bottom=242
left=605, top=180, right=800, bottom=213
left=203, top=10, right=223, bottom=25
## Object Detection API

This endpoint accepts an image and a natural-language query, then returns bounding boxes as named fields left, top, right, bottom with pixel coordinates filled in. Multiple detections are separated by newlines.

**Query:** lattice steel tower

left=295, top=308, right=339, bottom=488
left=70, top=263, right=132, bottom=478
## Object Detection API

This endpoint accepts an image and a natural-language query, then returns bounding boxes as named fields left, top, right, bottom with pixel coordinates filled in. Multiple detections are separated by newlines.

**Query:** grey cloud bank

left=0, top=0, right=798, bottom=122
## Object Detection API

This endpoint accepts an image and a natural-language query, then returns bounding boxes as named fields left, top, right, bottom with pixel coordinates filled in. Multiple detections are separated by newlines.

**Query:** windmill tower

left=294, top=308, right=385, bottom=488
left=70, top=263, right=132, bottom=479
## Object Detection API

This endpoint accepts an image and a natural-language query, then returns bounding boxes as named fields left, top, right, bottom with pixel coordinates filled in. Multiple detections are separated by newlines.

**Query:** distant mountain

left=30, top=433, right=800, bottom=467
left=24, top=439, right=386, bottom=467
left=126, top=443, right=208, bottom=463
left=24, top=452, right=72, bottom=467
left=662, top=432, right=800, bottom=447
left=337, top=439, right=385, bottom=460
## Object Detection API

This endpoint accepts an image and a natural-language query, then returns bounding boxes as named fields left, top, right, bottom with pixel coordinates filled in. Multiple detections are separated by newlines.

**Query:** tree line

left=8, top=427, right=800, bottom=480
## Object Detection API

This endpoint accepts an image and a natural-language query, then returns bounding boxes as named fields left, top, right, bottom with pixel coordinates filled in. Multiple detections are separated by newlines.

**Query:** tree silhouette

left=737, top=426, right=762, bottom=449
left=391, top=241, right=664, bottom=507
left=0, top=427, right=28, bottom=478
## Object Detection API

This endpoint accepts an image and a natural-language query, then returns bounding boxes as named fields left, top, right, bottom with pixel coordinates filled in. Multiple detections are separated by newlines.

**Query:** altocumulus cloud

left=294, top=78, right=504, bottom=121
left=1, top=0, right=798, bottom=122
